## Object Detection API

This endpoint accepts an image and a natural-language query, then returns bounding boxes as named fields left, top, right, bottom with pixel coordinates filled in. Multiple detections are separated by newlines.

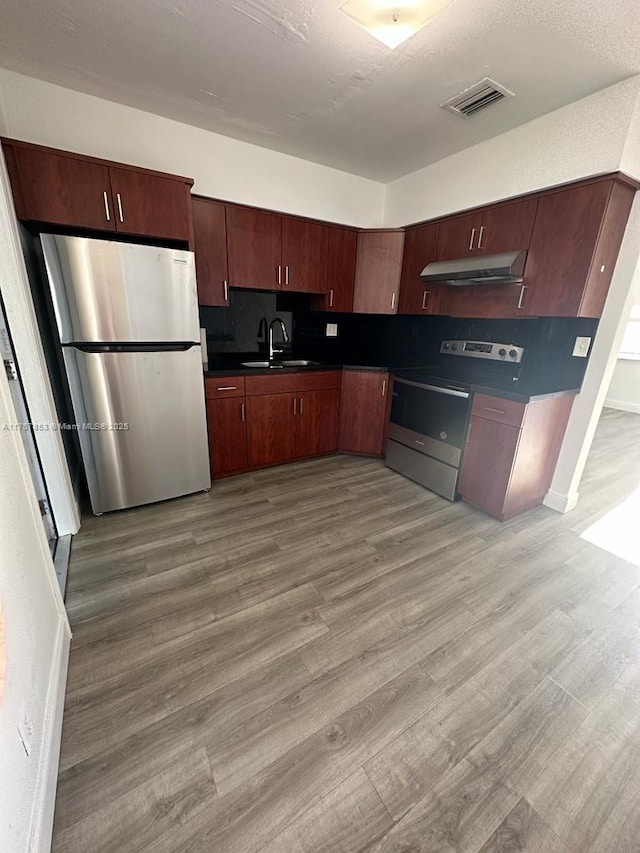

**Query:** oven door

left=388, top=378, right=471, bottom=467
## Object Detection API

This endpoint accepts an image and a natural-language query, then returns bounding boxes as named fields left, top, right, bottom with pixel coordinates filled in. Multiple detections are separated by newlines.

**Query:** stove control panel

left=440, top=340, right=525, bottom=363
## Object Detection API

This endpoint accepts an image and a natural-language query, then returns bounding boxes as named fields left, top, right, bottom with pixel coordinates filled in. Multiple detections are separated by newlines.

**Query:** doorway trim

left=0, top=152, right=79, bottom=535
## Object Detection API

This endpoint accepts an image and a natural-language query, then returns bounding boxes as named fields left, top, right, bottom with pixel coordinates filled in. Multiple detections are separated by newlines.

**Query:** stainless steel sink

left=240, top=360, right=284, bottom=369
left=277, top=359, right=319, bottom=367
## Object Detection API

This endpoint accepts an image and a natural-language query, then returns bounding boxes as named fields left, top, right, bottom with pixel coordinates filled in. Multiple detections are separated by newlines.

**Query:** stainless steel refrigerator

left=41, top=234, right=211, bottom=515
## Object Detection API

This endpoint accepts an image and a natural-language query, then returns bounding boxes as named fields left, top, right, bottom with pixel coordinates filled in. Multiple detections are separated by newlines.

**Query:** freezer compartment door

left=42, top=234, right=199, bottom=343
left=63, top=346, right=211, bottom=513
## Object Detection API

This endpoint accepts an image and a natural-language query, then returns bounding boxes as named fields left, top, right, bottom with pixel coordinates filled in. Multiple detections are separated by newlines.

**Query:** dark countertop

left=203, top=362, right=388, bottom=377
left=471, top=383, right=579, bottom=403
left=204, top=359, right=579, bottom=402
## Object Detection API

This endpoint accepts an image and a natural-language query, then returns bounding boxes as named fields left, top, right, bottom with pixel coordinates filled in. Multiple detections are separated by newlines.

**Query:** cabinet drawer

left=471, top=393, right=526, bottom=428
left=205, top=376, right=246, bottom=399
left=245, top=370, right=341, bottom=396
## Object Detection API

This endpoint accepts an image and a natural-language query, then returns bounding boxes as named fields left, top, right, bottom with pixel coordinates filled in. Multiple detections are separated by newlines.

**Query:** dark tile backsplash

left=199, top=289, right=599, bottom=392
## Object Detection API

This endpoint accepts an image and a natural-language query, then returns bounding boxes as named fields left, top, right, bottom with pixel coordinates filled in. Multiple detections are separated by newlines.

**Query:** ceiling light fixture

left=340, top=0, right=454, bottom=49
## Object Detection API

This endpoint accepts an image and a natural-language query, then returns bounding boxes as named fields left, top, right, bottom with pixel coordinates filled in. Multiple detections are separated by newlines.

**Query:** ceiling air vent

left=441, top=77, right=514, bottom=118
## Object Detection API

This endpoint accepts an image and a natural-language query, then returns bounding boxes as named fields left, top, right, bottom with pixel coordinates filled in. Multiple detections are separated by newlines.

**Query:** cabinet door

left=475, top=198, right=538, bottom=256
left=246, top=393, right=297, bottom=467
left=339, top=370, right=389, bottom=455
left=6, top=144, right=116, bottom=231
left=459, top=416, right=519, bottom=518
left=108, top=167, right=192, bottom=241
left=313, top=227, right=357, bottom=312
left=438, top=282, right=526, bottom=319
left=192, top=198, right=229, bottom=306
left=353, top=231, right=404, bottom=314
left=436, top=212, right=480, bottom=260
left=296, top=388, right=340, bottom=458
left=207, top=398, right=247, bottom=476
left=523, top=181, right=613, bottom=317
left=226, top=205, right=282, bottom=290
left=281, top=217, right=328, bottom=293
left=398, top=222, right=443, bottom=314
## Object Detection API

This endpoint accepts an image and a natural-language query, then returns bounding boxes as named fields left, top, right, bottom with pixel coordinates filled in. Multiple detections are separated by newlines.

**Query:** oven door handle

left=394, top=378, right=470, bottom=399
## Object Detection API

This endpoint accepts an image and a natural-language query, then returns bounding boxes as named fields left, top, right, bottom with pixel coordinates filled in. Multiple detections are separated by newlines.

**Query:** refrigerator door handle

left=69, top=342, right=199, bottom=354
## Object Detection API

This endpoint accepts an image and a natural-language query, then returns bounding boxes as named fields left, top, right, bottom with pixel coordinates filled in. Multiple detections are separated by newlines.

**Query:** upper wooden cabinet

left=474, top=198, right=538, bottom=256
left=436, top=212, right=479, bottom=260
left=226, top=205, right=282, bottom=290
left=436, top=198, right=537, bottom=261
left=281, top=217, right=328, bottom=293
left=3, top=144, right=116, bottom=232
left=313, top=226, right=358, bottom=312
left=522, top=179, right=635, bottom=318
left=107, top=167, right=192, bottom=241
left=192, top=197, right=229, bottom=306
left=353, top=230, right=404, bottom=314
left=226, top=204, right=328, bottom=293
left=2, top=138, right=193, bottom=242
left=398, top=222, right=442, bottom=314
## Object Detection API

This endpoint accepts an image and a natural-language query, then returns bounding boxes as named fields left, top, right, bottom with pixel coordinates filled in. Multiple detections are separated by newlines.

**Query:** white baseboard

left=28, top=616, right=70, bottom=853
left=604, top=397, right=640, bottom=414
left=544, top=489, right=580, bottom=514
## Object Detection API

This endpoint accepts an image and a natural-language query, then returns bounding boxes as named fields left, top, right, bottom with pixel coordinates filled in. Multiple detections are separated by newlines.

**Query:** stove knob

left=442, top=342, right=450, bottom=350
left=498, top=348, right=506, bottom=358
left=451, top=343, right=458, bottom=351
left=509, top=349, right=518, bottom=359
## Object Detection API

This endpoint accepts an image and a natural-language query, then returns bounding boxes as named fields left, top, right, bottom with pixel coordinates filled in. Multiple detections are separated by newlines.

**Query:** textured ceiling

left=0, top=0, right=639, bottom=181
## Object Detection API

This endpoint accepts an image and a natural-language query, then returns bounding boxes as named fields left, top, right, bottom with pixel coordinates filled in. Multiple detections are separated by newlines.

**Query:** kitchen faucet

left=268, top=317, right=289, bottom=361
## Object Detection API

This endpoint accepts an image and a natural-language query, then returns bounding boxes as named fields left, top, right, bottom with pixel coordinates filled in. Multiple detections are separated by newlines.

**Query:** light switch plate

left=572, top=336, right=592, bottom=357
left=326, top=323, right=338, bottom=337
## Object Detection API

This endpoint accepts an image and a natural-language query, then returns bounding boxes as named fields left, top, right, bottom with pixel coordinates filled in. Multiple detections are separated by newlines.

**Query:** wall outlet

left=572, top=336, right=592, bottom=358
left=326, top=323, right=338, bottom=337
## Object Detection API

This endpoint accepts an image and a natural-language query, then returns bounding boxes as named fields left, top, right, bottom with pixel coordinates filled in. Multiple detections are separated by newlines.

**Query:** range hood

left=420, top=250, right=527, bottom=286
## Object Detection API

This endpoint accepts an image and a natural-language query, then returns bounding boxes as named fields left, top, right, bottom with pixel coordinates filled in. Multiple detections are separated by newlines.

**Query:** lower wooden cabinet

left=247, top=386, right=341, bottom=468
left=246, top=393, right=298, bottom=468
left=339, top=370, right=389, bottom=456
left=207, top=370, right=342, bottom=476
left=206, top=397, right=248, bottom=477
left=296, top=388, right=341, bottom=458
left=459, top=392, right=574, bottom=520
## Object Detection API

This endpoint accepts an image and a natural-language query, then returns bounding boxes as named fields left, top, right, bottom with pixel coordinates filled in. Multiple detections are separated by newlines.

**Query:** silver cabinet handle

left=240, top=402, right=246, bottom=423
left=469, top=227, right=476, bottom=251
left=483, top=406, right=506, bottom=415
left=421, top=290, right=429, bottom=310
left=217, top=386, right=237, bottom=391
left=478, top=225, right=485, bottom=249
left=223, top=280, right=229, bottom=302
left=293, top=397, right=297, bottom=416
left=381, top=378, right=387, bottom=396
left=328, top=289, right=334, bottom=308
left=285, top=265, right=290, bottom=286
left=390, top=292, right=396, bottom=311
left=116, top=193, right=124, bottom=223
left=103, top=191, right=111, bottom=222
left=299, top=396, right=303, bottom=414
left=517, top=285, right=527, bottom=309
left=277, top=265, right=282, bottom=286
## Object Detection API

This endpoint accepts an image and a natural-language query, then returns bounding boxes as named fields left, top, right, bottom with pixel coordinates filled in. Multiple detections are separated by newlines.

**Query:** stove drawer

left=471, top=393, right=525, bottom=428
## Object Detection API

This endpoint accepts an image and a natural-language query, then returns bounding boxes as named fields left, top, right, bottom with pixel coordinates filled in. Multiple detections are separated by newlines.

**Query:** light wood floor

left=53, top=408, right=640, bottom=853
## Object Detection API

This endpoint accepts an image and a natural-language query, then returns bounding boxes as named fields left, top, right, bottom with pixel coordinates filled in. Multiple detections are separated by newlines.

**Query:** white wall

left=0, top=296, right=70, bottom=850
left=384, top=76, right=640, bottom=227
left=0, top=68, right=385, bottom=228
left=606, top=358, right=640, bottom=413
